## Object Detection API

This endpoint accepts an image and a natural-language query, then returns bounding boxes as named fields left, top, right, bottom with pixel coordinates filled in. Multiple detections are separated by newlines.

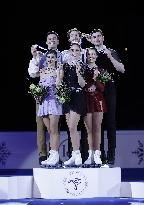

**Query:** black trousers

left=101, top=82, right=116, bottom=159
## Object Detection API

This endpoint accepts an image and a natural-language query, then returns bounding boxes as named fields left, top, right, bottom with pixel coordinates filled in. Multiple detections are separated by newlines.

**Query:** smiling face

left=46, top=33, right=59, bottom=49
left=69, top=30, right=81, bottom=43
left=70, top=43, right=81, bottom=60
left=87, top=48, right=98, bottom=63
left=91, top=31, right=104, bottom=46
left=46, top=53, right=57, bottom=66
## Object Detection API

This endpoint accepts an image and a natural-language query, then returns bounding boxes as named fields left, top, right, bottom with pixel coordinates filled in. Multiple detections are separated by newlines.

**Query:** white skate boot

left=84, top=150, right=94, bottom=165
left=64, top=150, right=82, bottom=166
left=41, top=150, right=59, bottom=166
left=94, top=150, right=102, bottom=165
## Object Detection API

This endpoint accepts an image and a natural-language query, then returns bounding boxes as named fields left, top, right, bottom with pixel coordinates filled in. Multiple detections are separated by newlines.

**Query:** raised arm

left=28, top=45, right=43, bottom=78
left=56, top=63, right=64, bottom=86
left=104, top=49, right=125, bottom=73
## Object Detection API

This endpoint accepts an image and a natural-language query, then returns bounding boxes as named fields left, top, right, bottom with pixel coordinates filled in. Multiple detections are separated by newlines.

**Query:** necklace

left=46, top=67, right=55, bottom=71
left=43, top=67, right=56, bottom=76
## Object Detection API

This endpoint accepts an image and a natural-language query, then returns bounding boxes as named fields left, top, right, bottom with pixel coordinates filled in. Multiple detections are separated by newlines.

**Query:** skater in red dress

left=84, top=47, right=107, bottom=166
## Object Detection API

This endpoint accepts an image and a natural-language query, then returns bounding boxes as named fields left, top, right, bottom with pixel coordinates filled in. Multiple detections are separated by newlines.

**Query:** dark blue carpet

left=0, top=198, right=144, bottom=205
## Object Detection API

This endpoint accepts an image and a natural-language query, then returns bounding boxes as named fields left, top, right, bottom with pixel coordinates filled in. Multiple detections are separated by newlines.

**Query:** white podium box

left=33, top=167, right=121, bottom=199
left=130, top=182, right=144, bottom=198
left=0, top=176, right=33, bottom=199
left=120, top=182, right=144, bottom=198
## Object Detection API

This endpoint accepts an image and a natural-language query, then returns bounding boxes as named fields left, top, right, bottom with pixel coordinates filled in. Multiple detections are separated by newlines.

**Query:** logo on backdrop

left=63, top=170, right=88, bottom=196
left=0, top=142, right=11, bottom=166
left=132, top=140, right=144, bottom=165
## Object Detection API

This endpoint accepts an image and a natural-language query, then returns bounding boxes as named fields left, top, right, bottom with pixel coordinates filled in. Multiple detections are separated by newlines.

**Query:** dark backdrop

left=1, top=15, right=143, bottom=131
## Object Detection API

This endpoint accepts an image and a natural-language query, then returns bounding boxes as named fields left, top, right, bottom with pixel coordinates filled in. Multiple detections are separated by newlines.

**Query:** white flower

left=29, top=84, right=36, bottom=90
left=35, top=87, right=41, bottom=92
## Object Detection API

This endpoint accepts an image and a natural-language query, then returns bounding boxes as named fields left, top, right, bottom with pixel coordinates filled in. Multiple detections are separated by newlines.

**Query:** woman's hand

left=76, top=61, right=81, bottom=73
left=56, top=63, right=64, bottom=85
left=88, top=84, right=96, bottom=92
left=93, top=69, right=100, bottom=81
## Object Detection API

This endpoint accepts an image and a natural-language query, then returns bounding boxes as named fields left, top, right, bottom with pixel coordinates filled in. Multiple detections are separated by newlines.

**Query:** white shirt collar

left=95, top=45, right=107, bottom=52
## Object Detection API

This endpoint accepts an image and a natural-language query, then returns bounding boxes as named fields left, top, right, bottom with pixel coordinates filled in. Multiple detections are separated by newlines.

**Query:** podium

left=33, top=167, right=121, bottom=199
left=0, top=176, right=33, bottom=199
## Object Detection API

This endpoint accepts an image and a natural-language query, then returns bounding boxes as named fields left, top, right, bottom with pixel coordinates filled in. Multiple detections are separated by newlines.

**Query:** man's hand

left=31, top=45, right=38, bottom=58
left=82, top=33, right=91, bottom=42
left=104, top=49, right=112, bottom=59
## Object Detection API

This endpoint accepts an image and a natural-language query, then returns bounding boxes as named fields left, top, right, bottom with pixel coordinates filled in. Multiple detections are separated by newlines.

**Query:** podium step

left=0, top=176, right=33, bottom=199
left=0, top=168, right=143, bottom=199
left=33, top=167, right=121, bottom=199
left=120, top=182, right=144, bottom=198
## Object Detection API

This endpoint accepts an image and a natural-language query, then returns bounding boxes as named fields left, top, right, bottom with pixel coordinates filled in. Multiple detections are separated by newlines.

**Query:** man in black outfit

left=85, top=29, right=125, bottom=165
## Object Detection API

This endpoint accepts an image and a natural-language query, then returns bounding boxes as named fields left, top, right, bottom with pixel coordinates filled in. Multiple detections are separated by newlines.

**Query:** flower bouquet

left=28, top=83, right=48, bottom=104
left=96, top=69, right=112, bottom=84
left=56, top=82, right=71, bottom=104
